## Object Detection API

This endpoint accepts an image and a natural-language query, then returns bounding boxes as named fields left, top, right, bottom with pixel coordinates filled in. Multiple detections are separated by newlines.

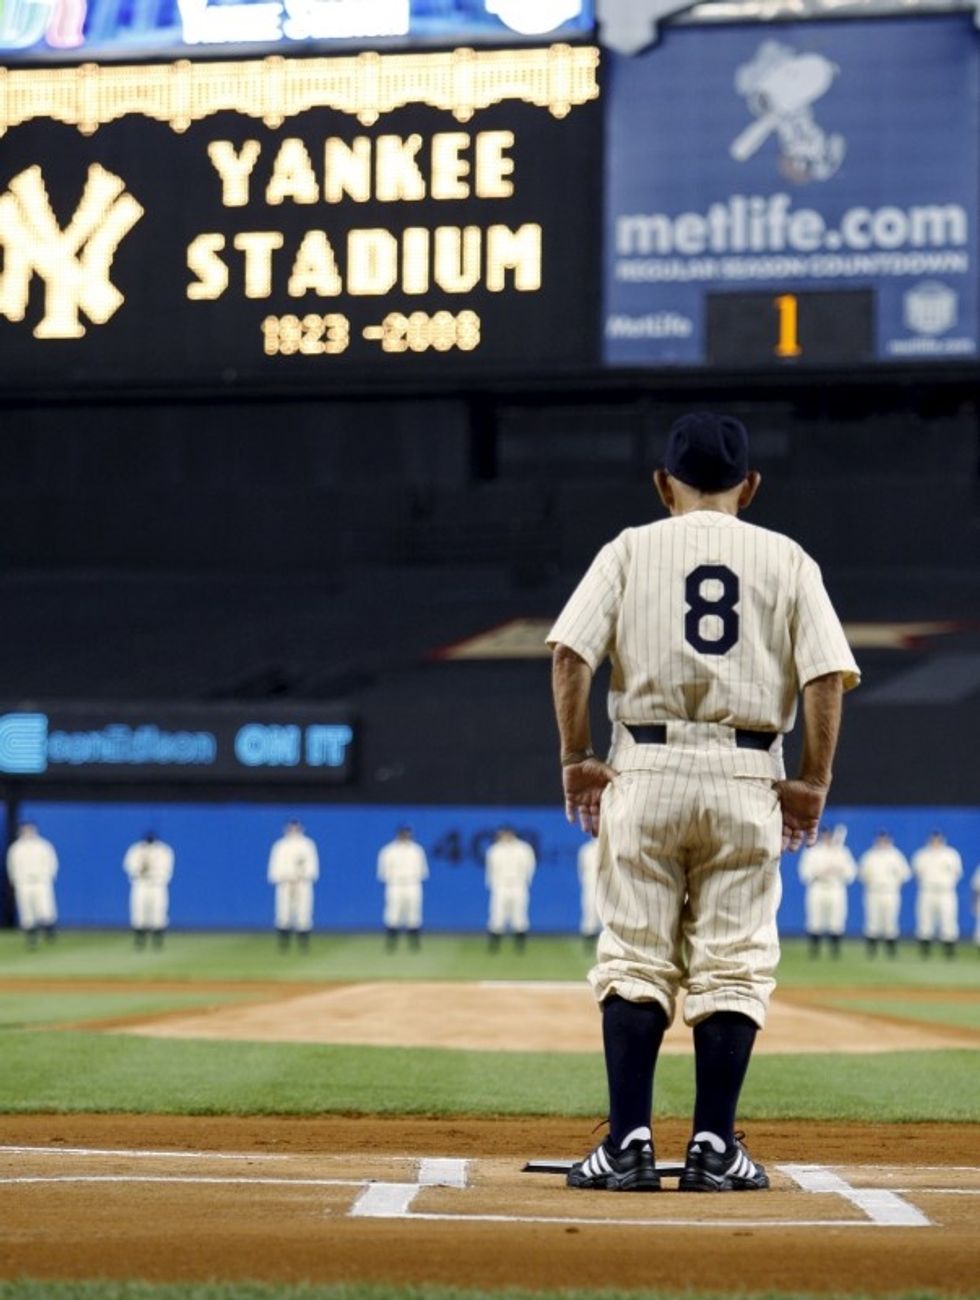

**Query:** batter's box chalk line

left=352, top=1159, right=938, bottom=1228
left=0, top=1146, right=956, bottom=1229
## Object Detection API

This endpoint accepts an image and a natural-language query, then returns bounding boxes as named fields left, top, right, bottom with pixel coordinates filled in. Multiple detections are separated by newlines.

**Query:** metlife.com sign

left=0, top=705, right=356, bottom=784
left=604, top=16, right=979, bottom=367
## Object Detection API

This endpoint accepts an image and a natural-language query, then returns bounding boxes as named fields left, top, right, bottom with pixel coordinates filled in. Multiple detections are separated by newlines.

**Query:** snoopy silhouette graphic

left=731, top=40, right=845, bottom=183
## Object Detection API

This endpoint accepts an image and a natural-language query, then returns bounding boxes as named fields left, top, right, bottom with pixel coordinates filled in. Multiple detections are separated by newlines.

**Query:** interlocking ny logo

left=0, top=164, right=144, bottom=338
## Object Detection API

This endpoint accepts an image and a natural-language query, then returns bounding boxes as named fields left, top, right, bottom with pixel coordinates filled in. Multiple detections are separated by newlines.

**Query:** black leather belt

left=625, top=723, right=777, bottom=752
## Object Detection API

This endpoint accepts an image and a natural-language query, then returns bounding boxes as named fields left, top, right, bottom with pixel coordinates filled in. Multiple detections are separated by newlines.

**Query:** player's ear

left=738, top=471, right=762, bottom=510
left=653, top=469, right=673, bottom=511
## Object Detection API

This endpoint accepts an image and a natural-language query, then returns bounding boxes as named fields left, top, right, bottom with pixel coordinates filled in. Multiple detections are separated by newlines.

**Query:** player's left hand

left=563, top=758, right=619, bottom=837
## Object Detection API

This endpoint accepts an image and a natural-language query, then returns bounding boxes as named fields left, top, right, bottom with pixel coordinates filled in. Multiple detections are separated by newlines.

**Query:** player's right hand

left=774, top=778, right=828, bottom=852
left=563, top=758, right=619, bottom=838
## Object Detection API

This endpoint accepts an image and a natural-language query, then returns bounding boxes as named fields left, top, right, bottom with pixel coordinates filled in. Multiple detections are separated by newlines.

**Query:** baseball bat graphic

left=730, top=113, right=780, bottom=162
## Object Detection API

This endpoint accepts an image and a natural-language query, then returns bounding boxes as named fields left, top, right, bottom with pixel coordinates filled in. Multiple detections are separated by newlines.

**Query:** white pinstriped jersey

left=377, top=841, right=429, bottom=886
left=798, top=842, right=857, bottom=886
left=267, top=834, right=319, bottom=884
left=858, top=845, right=911, bottom=892
left=547, top=510, right=859, bottom=774
left=485, top=840, right=536, bottom=891
left=911, top=845, right=962, bottom=891
left=6, top=837, right=58, bottom=887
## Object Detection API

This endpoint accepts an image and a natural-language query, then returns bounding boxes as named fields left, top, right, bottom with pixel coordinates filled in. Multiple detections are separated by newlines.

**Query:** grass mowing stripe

left=0, top=1031, right=976, bottom=1120
left=0, top=1286, right=959, bottom=1300
left=821, top=997, right=980, bottom=1033
left=0, top=932, right=978, bottom=989
left=0, top=933, right=595, bottom=985
left=0, top=991, right=253, bottom=1029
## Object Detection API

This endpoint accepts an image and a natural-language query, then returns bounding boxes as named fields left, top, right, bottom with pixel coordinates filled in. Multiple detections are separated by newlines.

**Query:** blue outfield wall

left=16, top=801, right=980, bottom=937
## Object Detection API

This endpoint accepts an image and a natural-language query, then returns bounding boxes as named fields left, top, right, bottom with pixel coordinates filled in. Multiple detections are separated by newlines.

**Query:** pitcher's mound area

left=121, top=980, right=979, bottom=1053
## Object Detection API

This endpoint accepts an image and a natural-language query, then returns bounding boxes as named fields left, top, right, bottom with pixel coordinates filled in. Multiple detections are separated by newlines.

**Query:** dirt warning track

left=0, top=1116, right=976, bottom=1293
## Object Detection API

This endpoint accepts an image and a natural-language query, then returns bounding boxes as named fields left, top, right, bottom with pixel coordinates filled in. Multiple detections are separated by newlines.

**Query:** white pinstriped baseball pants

left=14, top=882, right=57, bottom=931
left=863, top=888, right=902, bottom=940
left=804, top=882, right=848, bottom=936
left=274, top=880, right=314, bottom=932
left=915, top=888, right=959, bottom=943
left=589, top=759, right=783, bottom=1029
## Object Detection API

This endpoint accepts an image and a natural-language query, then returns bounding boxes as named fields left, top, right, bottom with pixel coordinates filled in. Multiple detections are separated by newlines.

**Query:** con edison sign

left=0, top=706, right=356, bottom=783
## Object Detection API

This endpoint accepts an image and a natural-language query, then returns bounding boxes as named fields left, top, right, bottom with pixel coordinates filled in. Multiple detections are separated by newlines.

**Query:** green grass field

left=0, top=931, right=976, bottom=1300
left=0, top=929, right=978, bottom=988
left=1, top=1029, right=976, bottom=1120
left=0, top=932, right=976, bottom=1121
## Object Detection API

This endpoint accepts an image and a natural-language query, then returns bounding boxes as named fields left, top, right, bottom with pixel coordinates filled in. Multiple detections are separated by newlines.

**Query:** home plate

left=524, top=1159, right=686, bottom=1176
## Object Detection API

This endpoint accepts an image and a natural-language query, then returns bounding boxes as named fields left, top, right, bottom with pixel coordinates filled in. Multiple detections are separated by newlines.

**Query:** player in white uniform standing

left=123, top=832, right=174, bottom=949
left=857, top=831, right=910, bottom=957
left=377, top=826, right=428, bottom=951
left=549, top=413, right=859, bottom=1193
left=267, top=820, right=320, bottom=952
left=485, top=827, right=536, bottom=952
left=912, top=832, right=962, bottom=958
left=798, top=826, right=856, bottom=959
left=578, top=836, right=601, bottom=946
left=6, top=823, right=59, bottom=947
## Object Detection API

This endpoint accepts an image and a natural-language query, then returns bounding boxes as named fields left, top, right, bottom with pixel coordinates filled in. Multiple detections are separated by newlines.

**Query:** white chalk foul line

left=841, top=1165, right=980, bottom=1173
left=0, top=1175, right=363, bottom=1187
left=0, top=1145, right=281, bottom=1162
left=778, top=1165, right=931, bottom=1227
left=404, top=1212, right=875, bottom=1229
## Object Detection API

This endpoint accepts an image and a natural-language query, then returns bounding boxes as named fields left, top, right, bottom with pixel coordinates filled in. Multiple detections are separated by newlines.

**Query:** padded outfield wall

left=10, top=800, right=979, bottom=936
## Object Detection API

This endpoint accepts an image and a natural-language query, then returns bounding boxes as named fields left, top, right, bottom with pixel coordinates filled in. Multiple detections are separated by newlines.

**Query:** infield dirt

left=0, top=1115, right=976, bottom=1293
left=115, top=980, right=980, bottom=1053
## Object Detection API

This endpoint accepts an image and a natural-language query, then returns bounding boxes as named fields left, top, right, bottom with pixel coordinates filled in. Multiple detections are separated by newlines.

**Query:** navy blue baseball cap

left=665, top=413, right=749, bottom=491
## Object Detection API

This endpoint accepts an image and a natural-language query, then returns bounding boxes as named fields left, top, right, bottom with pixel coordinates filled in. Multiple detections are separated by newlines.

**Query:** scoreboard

left=0, top=13, right=978, bottom=394
left=0, top=45, right=602, bottom=389
left=603, top=15, right=978, bottom=370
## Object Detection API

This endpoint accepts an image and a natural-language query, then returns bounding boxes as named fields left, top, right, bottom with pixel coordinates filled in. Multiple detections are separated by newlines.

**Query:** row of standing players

left=3, top=820, right=586, bottom=950
left=8, top=819, right=979, bottom=953
left=800, top=827, right=977, bottom=957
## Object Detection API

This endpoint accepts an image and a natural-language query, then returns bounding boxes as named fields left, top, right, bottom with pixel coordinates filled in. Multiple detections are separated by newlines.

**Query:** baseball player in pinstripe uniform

left=485, top=827, right=536, bottom=952
left=548, top=412, right=859, bottom=1193
left=858, top=831, right=910, bottom=957
left=798, top=825, right=856, bottom=959
left=911, top=832, right=962, bottom=958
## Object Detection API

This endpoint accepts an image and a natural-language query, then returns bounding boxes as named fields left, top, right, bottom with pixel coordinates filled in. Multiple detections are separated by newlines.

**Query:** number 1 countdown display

left=604, top=17, right=978, bottom=369
left=0, top=44, right=601, bottom=391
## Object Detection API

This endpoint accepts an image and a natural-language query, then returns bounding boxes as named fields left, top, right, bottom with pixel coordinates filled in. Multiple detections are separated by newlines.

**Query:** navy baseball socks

left=680, top=1010, right=769, bottom=1192
left=567, top=995, right=667, bottom=1192
left=567, top=1002, right=768, bottom=1192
